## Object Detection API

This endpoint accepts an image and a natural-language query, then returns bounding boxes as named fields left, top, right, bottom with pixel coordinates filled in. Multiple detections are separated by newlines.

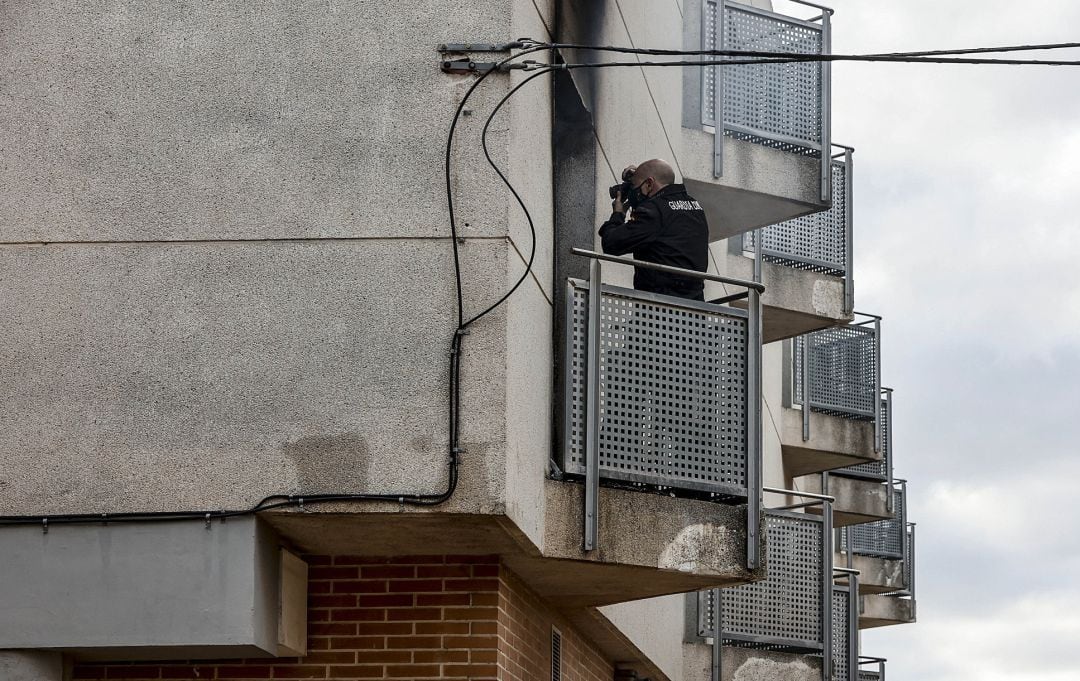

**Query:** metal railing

left=858, top=657, right=887, bottom=681
left=831, top=388, right=894, bottom=511
left=703, top=0, right=833, bottom=200
left=563, top=248, right=764, bottom=567
left=743, top=146, right=854, bottom=314
left=793, top=313, right=882, bottom=452
left=690, top=490, right=858, bottom=681
left=840, top=482, right=916, bottom=600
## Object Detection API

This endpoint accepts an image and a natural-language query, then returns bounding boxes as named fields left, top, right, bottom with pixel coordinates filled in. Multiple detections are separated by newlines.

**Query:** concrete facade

left=0, top=0, right=918, bottom=678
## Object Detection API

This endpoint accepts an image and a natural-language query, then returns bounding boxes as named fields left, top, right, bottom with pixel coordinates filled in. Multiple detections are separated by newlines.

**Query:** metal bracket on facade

left=440, top=59, right=498, bottom=75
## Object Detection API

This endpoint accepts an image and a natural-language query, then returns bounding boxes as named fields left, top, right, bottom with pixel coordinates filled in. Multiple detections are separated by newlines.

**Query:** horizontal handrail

left=859, top=657, right=888, bottom=664
left=789, top=0, right=836, bottom=16
left=571, top=248, right=766, bottom=292
left=764, top=486, right=835, bottom=502
left=834, top=567, right=860, bottom=576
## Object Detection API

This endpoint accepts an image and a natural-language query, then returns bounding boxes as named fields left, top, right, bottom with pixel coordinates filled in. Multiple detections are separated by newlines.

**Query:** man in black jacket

left=598, top=159, right=710, bottom=301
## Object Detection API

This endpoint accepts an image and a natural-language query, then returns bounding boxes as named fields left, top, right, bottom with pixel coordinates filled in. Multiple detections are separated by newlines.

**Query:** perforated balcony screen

left=717, top=511, right=825, bottom=650
left=843, top=488, right=905, bottom=559
left=832, top=586, right=852, bottom=681
left=564, top=280, right=750, bottom=496
left=837, top=395, right=890, bottom=480
left=794, top=326, right=878, bottom=419
left=859, top=672, right=881, bottom=681
left=703, top=1, right=824, bottom=153
left=743, top=160, right=848, bottom=275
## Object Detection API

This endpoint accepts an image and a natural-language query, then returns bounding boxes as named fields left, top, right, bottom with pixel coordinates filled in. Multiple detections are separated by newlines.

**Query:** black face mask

left=624, top=180, right=649, bottom=209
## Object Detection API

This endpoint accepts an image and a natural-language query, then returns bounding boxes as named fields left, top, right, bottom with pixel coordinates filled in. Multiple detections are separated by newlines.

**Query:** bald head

left=632, top=159, right=676, bottom=190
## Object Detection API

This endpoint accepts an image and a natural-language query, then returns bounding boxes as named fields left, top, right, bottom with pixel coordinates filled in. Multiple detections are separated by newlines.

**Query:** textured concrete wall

left=0, top=652, right=65, bottom=681
left=599, top=595, right=687, bottom=681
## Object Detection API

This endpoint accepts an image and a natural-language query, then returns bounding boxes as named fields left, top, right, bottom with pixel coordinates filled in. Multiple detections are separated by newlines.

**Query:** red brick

left=444, top=607, right=498, bottom=621
left=385, top=636, right=441, bottom=650
left=442, top=664, right=499, bottom=677
left=416, top=622, right=469, bottom=635
left=307, top=609, right=331, bottom=622
left=330, top=636, right=387, bottom=650
left=355, top=650, right=411, bottom=664
left=385, top=664, right=440, bottom=678
left=413, top=650, right=469, bottom=664
left=471, top=593, right=498, bottom=607
left=360, top=565, right=416, bottom=579
left=300, top=652, right=356, bottom=665
left=444, top=635, right=498, bottom=649
left=387, top=579, right=443, bottom=593
left=331, top=608, right=386, bottom=622
left=386, top=607, right=442, bottom=621
left=333, top=580, right=387, bottom=594
left=309, top=594, right=357, bottom=609
left=217, top=666, right=274, bottom=679
left=309, top=566, right=359, bottom=580
left=357, top=622, right=412, bottom=635
left=304, top=556, right=333, bottom=565
left=415, top=565, right=471, bottom=579
left=415, top=593, right=470, bottom=607
left=159, top=668, right=215, bottom=680
left=71, top=669, right=106, bottom=680
left=269, top=665, right=327, bottom=678
left=470, top=650, right=498, bottom=664
left=326, top=666, right=385, bottom=679
left=443, top=579, right=499, bottom=592
left=308, top=622, right=357, bottom=636
left=471, top=564, right=500, bottom=577
left=100, top=667, right=163, bottom=679
left=308, top=581, right=332, bottom=594
left=470, top=621, right=497, bottom=635
left=356, top=594, right=414, bottom=608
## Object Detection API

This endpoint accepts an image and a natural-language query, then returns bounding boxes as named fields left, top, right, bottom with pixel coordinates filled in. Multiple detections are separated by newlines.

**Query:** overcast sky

left=769, top=0, right=1080, bottom=679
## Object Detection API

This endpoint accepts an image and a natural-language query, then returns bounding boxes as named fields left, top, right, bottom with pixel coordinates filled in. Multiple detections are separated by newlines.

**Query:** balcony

left=686, top=491, right=860, bottom=681
left=794, top=389, right=895, bottom=526
left=780, top=316, right=883, bottom=477
left=681, top=0, right=835, bottom=239
left=838, top=481, right=917, bottom=628
left=723, top=147, right=854, bottom=342
left=858, top=657, right=887, bottom=681
left=556, top=248, right=765, bottom=576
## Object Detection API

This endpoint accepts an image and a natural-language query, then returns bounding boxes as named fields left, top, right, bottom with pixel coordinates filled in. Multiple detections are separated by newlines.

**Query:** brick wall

left=72, top=555, right=615, bottom=681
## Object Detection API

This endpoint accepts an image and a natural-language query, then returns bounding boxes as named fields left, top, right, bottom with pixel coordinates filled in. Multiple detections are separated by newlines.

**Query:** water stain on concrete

left=283, top=432, right=370, bottom=493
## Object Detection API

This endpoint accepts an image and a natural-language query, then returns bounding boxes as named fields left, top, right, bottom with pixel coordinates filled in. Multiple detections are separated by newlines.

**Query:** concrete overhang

left=264, top=479, right=762, bottom=611
left=681, top=131, right=827, bottom=243
left=796, top=474, right=890, bottom=527
left=780, top=407, right=879, bottom=478
left=834, top=553, right=907, bottom=595
left=859, top=594, right=916, bottom=628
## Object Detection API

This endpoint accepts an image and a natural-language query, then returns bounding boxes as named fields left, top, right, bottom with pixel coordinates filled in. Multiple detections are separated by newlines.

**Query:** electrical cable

left=8, top=35, right=1080, bottom=527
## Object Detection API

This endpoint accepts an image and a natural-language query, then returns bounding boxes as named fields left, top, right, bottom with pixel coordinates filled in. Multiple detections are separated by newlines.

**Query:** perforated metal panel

left=720, top=511, right=825, bottom=649
left=831, top=587, right=851, bottom=681
left=720, top=2, right=824, bottom=154
left=703, top=0, right=719, bottom=126
left=836, top=392, right=890, bottom=480
left=794, top=326, right=878, bottom=419
left=843, top=488, right=905, bottom=559
left=859, top=671, right=881, bottom=681
left=565, top=280, right=750, bottom=495
left=744, top=159, right=848, bottom=275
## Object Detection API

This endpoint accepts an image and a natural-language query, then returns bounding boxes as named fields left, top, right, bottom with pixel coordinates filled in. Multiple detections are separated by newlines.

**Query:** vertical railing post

left=713, top=0, right=726, bottom=178
left=908, top=523, right=916, bottom=602
left=821, top=500, right=834, bottom=681
left=802, top=332, right=811, bottom=442
left=819, top=11, right=832, bottom=202
left=842, top=148, right=854, bottom=315
left=583, top=258, right=602, bottom=551
left=746, top=285, right=762, bottom=570
left=712, top=588, right=723, bottom=681
left=847, top=574, right=860, bottom=681
left=873, top=318, right=882, bottom=453
left=898, top=481, right=909, bottom=589
left=885, top=389, right=894, bottom=514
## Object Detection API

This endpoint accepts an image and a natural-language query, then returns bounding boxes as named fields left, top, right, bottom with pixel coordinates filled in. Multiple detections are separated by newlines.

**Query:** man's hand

left=612, top=190, right=626, bottom=215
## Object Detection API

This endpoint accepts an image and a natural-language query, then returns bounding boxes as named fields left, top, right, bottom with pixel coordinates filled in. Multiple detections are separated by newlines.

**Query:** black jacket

left=598, top=184, right=710, bottom=300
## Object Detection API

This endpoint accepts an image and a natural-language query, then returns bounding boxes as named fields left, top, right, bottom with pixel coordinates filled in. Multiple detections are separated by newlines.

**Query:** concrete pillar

left=0, top=651, right=65, bottom=681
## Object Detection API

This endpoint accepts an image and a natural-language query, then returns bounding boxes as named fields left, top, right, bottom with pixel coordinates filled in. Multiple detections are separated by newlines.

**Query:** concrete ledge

left=716, top=646, right=822, bottom=681
left=797, top=474, right=889, bottom=527
left=682, top=132, right=826, bottom=242
left=780, top=407, right=879, bottom=477
left=0, top=652, right=65, bottom=681
left=725, top=252, right=852, bottom=343
left=860, top=595, right=916, bottom=628
left=835, top=553, right=906, bottom=594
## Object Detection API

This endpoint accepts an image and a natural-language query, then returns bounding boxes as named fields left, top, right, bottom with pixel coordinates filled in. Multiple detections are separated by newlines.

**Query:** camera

left=608, top=181, right=633, bottom=200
